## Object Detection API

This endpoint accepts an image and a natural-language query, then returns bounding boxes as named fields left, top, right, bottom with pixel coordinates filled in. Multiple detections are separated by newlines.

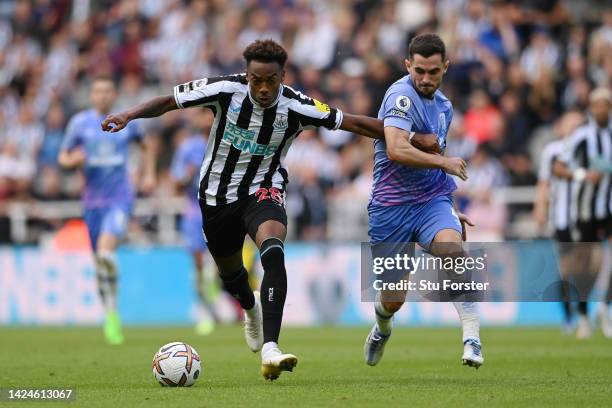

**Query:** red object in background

left=51, top=219, right=92, bottom=252
left=464, top=105, right=503, bottom=144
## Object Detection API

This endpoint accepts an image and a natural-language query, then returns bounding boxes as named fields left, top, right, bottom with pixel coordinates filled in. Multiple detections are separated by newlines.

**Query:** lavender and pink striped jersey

left=370, top=75, right=456, bottom=207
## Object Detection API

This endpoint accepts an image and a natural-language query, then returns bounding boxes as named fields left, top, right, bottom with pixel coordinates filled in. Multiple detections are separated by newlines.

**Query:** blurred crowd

left=0, top=0, right=611, bottom=242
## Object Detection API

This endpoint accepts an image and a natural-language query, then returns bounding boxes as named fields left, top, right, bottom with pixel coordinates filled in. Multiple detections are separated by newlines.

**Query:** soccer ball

left=152, top=342, right=201, bottom=387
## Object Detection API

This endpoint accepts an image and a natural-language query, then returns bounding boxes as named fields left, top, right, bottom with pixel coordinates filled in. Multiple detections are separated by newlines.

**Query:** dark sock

left=560, top=281, right=573, bottom=322
left=260, top=238, right=287, bottom=344
left=578, top=301, right=588, bottom=316
left=562, top=301, right=572, bottom=323
left=220, top=266, right=255, bottom=310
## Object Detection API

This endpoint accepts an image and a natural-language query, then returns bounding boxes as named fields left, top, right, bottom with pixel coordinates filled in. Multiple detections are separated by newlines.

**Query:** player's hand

left=66, top=148, right=86, bottom=168
left=457, top=211, right=475, bottom=241
left=585, top=170, right=602, bottom=183
left=101, top=112, right=130, bottom=133
left=410, top=133, right=441, bottom=154
left=442, top=157, right=468, bottom=181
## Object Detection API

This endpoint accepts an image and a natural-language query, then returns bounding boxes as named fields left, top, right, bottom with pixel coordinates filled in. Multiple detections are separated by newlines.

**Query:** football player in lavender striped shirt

left=364, top=34, right=484, bottom=369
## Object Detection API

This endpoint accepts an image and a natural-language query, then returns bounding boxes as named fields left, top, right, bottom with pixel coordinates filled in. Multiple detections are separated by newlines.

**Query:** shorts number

left=255, top=187, right=284, bottom=205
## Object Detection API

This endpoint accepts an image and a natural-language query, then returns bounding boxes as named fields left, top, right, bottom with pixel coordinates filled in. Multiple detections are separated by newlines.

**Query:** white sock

left=453, top=301, right=480, bottom=342
left=96, top=250, right=118, bottom=312
left=262, top=341, right=279, bottom=356
left=375, top=301, right=394, bottom=335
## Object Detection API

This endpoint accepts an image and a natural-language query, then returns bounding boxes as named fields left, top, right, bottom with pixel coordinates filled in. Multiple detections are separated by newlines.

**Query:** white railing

left=2, top=186, right=537, bottom=243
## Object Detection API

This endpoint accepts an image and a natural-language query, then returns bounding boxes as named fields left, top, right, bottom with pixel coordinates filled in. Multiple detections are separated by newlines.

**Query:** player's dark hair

left=243, top=39, right=288, bottom=67
left=408, top=33, right=446, bottom=61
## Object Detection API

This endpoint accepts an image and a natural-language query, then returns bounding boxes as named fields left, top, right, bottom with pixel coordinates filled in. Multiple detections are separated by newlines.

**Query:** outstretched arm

left=338, top=113, right=442, bottom=153
left=338, top=113, right=384, bottom=139
left=385, top=126, right=468, bottom=181
left=101, top=95, right=178, bottom=133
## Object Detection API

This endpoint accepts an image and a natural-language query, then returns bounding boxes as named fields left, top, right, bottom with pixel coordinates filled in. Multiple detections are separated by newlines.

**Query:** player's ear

left=280, top=69, right=285, bottom=83
left=404, top=59, right=411, bottom=71
left=443, top=59, right=450, bottom=74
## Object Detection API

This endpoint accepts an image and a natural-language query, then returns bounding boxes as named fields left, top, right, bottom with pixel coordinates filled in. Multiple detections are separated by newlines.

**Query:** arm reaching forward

left=384, top=126, right=468, bottom=181
left=101, top=95, right=178, bottom=133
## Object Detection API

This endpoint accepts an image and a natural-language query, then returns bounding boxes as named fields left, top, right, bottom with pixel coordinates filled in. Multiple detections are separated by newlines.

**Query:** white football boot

left=597, top=305, right=612, bottom=338
left=462, top=338, right=484, bottom=369
left=244, top=291, right=263, bottom=352
left=576, top=314, right=592, bottom=340
left=261, top=345, right=298, bottom=381
left=364, top=324, right=391, bottom=366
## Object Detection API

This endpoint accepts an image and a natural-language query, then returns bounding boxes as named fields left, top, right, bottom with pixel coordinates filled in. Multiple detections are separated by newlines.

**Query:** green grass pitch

left=1, top=326, right=611, bottom=407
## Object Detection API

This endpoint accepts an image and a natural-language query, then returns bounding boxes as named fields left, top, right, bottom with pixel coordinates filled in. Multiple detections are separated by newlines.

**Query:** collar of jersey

left=247, top=84, right=284, bottom=109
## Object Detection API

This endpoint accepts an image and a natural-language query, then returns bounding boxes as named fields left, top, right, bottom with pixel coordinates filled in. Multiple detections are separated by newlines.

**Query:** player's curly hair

left=243, top=39, right=288, bottom=67
left=408, top=33, right=446, bottom=60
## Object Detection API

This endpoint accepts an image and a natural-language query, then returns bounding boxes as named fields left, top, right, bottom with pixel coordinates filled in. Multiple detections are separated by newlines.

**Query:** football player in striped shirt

left=101, top=39, right=463, bottom=380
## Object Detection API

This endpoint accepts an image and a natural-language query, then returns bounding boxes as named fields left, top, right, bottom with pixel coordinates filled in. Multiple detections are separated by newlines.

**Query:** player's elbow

left=386, top=145, right=404, bottom=164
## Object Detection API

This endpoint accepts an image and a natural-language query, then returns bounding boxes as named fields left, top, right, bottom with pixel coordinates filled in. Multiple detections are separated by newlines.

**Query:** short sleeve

left=289, top=92, right=343, bottom=131
left=382, top=92, right=415, bottom=131
left=174, top=77, right=225, bottom=109
left=558, top=129, right=585, bottom=168
left=60, top=115, right=82, bottom=152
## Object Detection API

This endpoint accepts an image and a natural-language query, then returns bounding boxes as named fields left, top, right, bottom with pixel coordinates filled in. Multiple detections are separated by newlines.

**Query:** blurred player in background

left=170, top=114, right=220, bottom=335
left=534, top=109, right=585, bottom=334
left=364, top=34, right=484, bottom=368
left=101, top=39, right=388, bottom=380
left=58, top=76, right=156, bottom=345
left=554, top=88, right=612, bottom=339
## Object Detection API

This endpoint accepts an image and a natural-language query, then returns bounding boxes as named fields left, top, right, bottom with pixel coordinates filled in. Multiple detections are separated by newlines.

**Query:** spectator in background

left=455, top=143, right=508, bottom=241
left=0, top=0, right=611, bottom=244
left=463, top=88, right=503, bottom=144
left=35, top=104, right=67, bottom=200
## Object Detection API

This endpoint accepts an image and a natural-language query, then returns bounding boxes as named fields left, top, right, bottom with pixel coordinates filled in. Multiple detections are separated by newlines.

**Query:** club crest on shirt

left=438, top=113, right=447, bottom=135
left=273, top=115, right=288, bottom=131
left=395, top=95, right=411, bottom=112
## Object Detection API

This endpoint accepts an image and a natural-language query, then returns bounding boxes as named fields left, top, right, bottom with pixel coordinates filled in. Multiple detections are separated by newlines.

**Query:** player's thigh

left=97, top=205, right=131, bottom=251
left=211, top=250, right=244, bottom=275
left=243, top=188, right=287, bottom=247
left=200, top=199, right=247, bottom=263
left=416, top=195, right=462, bottom=252
left=368, top=204, right=415, bottom=244
left=83, top=208, right=103, bottom=250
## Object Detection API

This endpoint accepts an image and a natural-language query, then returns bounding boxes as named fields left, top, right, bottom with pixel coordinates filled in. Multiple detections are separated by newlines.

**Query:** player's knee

left=259, top=237, right=285, bottom=270
left=255, top=220, right=286, bottom=246
left=430, top=234, right=463, bottom=258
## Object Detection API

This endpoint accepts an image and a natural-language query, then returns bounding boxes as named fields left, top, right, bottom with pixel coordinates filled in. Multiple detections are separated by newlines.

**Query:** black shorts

left=575, top=218, right=612, bottom=242
left=199, top=187, right=287, bottom=258
left=554, top=229, right=573, bottom=243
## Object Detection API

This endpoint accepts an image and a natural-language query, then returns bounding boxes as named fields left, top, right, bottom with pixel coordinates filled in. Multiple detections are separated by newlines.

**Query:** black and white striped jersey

left=173, top=74, right=344, bottom=206
left=560, top=117, right=612, bottom=224
left=538, top=140, right=571, bottom=231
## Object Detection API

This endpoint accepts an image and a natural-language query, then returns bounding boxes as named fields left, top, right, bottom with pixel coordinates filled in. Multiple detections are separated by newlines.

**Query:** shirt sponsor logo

left=223, top=122, right=278, bottom=155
